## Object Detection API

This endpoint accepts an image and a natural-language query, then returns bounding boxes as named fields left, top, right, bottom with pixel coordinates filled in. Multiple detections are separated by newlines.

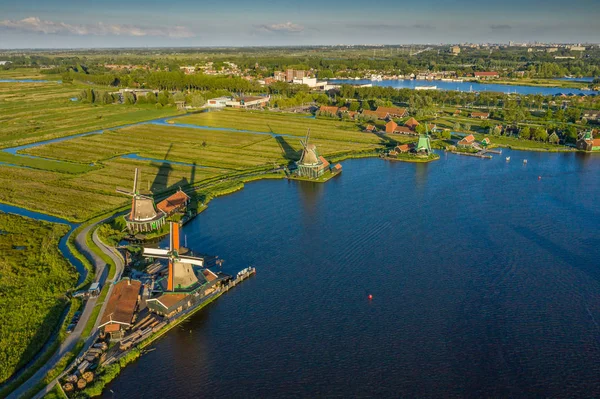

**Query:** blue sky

left=0, top=0, right=598, bottom=48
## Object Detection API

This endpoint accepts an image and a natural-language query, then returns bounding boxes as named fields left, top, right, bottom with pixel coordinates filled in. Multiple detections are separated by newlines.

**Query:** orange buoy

left=368, top=294, right=373, bottom=300
left=538, top=176, right=541, bottom=180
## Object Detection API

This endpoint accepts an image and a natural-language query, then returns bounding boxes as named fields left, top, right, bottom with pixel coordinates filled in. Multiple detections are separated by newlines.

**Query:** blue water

left=330, top=79, right=598, bottom=95
left=0, top=203, right=86, bottom=284
left=104, top=150, right=600, bottom=398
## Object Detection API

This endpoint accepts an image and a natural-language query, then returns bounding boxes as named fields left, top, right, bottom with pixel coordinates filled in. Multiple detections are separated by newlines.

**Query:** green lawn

left=0, top=214, right=77, bottom=385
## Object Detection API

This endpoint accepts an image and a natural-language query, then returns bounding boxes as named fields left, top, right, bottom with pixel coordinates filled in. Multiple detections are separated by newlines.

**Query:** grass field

left=0, top=81, right=180, bottom=148
left=0, top=214, right=77, bottom=385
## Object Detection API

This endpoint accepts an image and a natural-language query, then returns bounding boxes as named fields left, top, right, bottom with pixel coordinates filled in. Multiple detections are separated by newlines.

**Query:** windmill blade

left=178, top=256, right=204, bottom=267
left=116, top=188, right=135, bottom=196
left=170, top=222, right=180, bottom=252
left=143, top=248, right=170, bottom=257
left=304, top=128, right=310, bottom=145
left=133, top=168, right=139, bottom=194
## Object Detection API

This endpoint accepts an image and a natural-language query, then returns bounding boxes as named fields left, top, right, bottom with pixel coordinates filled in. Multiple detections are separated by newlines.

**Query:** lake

left=104, top=150, right=600, bottom=398
left=330, top=79, right=597, bottom=96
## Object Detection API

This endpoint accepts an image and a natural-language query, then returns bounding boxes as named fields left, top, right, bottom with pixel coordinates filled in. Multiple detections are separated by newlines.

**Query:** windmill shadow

left=374, top=132, right=396, bottom=147
left=150, top=144, right=174, bottom=194
left=275, top=135, right=300, bottom=164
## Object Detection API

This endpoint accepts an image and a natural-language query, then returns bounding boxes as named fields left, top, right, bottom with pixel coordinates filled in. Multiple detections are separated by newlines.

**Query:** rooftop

left=99, top=279, right=142, bottom=327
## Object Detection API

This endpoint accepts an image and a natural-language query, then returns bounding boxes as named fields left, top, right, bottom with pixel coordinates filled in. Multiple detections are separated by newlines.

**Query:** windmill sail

left=143, top=222, right=205, bottom=292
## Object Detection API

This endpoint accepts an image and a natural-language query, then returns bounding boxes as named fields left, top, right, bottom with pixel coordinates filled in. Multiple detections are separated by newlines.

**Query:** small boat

left=523, top=159, right=528, bottom=164
left=506, top=156, right=510, bottom=162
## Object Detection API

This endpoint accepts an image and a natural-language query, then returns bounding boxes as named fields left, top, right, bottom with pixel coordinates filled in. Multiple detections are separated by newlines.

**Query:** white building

left=206, top=96, right=231, bottom=108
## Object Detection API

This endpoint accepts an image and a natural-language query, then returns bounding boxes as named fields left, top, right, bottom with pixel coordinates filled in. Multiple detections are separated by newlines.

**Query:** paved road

left=8, top=216, right=124, bottom=399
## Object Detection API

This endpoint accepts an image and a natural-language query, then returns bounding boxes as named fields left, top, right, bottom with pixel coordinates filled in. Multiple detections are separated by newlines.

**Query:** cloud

left=0, top=17, right=194, bottom=38
left=257, top=21, right=304, bottom=33
left=490, top=24, right=512, bottom=30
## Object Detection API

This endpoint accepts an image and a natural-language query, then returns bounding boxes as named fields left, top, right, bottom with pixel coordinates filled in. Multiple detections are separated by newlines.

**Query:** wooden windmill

left=116, top=168, right=165, bottom=233
left=143, top=222, right=204, bottom=291
left=299, top=128, right=319, bottom=165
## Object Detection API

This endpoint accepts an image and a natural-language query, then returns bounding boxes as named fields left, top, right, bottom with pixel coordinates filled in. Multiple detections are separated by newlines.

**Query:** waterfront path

left=7, top=216, right=124, bottom=399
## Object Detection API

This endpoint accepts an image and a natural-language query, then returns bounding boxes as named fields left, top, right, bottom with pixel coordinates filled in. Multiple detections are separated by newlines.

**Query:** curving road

left=7, top=216, right=124, bottom=399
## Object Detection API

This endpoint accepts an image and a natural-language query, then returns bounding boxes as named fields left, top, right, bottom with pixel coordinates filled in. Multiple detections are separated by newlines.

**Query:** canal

left=103, top=150, right=600, bottom=398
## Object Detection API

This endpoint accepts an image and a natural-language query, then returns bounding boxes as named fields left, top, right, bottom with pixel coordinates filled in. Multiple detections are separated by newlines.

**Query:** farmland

left=0, top=81, right=180, bottom=148
left=0, top=213, right=77, bottom=385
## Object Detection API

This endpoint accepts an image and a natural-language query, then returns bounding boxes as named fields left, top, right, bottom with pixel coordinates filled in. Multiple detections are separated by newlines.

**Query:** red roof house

left=157, top=189, right=190, bottom=216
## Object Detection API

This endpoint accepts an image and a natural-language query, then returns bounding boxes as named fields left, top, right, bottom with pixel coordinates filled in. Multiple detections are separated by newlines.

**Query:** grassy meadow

left=0, top=214, right=77, bottom=385
left=0, top=81, right=180, bottom=148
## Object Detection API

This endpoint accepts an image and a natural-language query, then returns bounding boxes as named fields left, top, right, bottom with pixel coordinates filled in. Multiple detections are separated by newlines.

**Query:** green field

left=0, top=81, right=180, bottom=148
left=0, top=214, right=77, bottom=385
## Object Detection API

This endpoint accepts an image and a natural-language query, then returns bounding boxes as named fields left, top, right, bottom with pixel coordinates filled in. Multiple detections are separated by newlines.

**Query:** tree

left=145, top=92, right=157, bottom=104
left=453, top=122, right=461, bottom=132
left=191, top=94, right=205, bottom=108
left=124, top=92, right=135, bottom=105
left=464, top=123, right=471, bottom=132
left=440, top=130, right=451, bottom=140
left=157, top=90, right=171, bottom=106
left=318, top=69, right=334, bottom=79
left=519, top=126, right=531, bottom=140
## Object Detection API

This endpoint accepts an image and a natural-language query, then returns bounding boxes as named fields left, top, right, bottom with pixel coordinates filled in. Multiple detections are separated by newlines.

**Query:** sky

left=0, top=0, right=598, bottom=49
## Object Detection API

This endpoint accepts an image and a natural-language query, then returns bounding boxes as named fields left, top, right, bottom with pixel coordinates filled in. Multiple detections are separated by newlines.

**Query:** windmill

left=299, top=129, right=319, bottom=165
left=296, top=128, right=329, bottom=179
left=116, top=168, right=165, bottom=233
left=143, top=222, right=204, bottom=292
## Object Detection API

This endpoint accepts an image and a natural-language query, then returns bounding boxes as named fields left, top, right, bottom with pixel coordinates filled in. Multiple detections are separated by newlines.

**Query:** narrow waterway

left=104, top=150, right=600, bottom=398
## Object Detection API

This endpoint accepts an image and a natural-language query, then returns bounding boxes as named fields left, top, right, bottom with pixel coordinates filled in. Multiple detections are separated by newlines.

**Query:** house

left=347, top=111, right=359, bottom=119
left=481, top=137, right=491, bottom=147
left=226, top=95, right=270, bottom=109
left=179, top=66, right=196, bottom=74
left=405, top=117, right=420, bottom=131
left=362, top=109, right=389, bottom=120
left=376, top=106, right=408, bottom=118
left=576, top=131, right=600, bottom=151
left=451, top=46, right=461, bottom=55
left=206, top=96, right=231, bottom=108
left=98, top=279, right=142, bottom=340
left=385, top=120, right=398, bottom=134
left=474, top=72, right=499, bottom=80
left=156, top=189, right=190, bottom=217
left=458, top=134, right=476, bottom=147
left=386, top=121, right=417, bottom=135
left=583, top=110, right=600, bottom=121
left=395, top=143, right=412, bottom=153
left=365, top=124, right=376, bottom=132
left=471, top=112, right=490, bottom=119
left=319, top=105, right=339, bottom=116
left=332, top=163, right=343, bottom=174
left=453, top=109, right=462, bottom=116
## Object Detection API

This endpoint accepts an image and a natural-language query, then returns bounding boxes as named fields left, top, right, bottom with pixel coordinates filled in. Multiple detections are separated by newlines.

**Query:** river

left=103, top=150, right=600, bottom=398
left=330, top=79, right=597, bottom=96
